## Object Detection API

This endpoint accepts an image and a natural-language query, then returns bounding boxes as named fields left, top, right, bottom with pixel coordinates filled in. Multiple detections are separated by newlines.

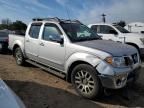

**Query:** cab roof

left=31, top=17, right=82, bottom=24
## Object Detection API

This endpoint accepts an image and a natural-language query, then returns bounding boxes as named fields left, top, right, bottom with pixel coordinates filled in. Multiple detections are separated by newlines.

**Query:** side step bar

left=26, top=60, right=65, bottom=78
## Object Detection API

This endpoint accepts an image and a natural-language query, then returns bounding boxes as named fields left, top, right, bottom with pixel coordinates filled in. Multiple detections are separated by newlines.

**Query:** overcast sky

left=0, top=0, right=144, bottom=24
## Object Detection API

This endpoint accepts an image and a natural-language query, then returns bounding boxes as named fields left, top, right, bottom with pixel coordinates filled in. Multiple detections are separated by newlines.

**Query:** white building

left=125, top=22, right=144, bottom=34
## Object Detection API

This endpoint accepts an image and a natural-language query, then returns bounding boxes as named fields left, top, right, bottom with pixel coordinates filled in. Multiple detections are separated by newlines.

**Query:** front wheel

left=71, top=64, right=103, bottom=99
left=14, top=47, right=25, bottom=66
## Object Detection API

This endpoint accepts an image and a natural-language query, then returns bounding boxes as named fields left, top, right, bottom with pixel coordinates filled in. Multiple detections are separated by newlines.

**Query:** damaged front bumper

left=96, top=60, right=141, bottom=89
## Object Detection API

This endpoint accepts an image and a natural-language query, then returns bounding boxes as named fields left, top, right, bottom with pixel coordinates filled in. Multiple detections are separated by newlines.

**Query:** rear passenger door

left=25, top=23, right=42, bottom=62
left=38, top=23, right=65, bottom=71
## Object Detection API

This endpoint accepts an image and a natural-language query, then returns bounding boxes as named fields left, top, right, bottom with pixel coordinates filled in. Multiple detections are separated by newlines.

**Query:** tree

left=0, top=19, right=27, bottom=35
left=0, top=20, right=27, bottom=31
left=113, top=20, right=126, bottom=27
left=9, top=20, right=27, bottom=31
left=8, top=20, right=27, bottom=35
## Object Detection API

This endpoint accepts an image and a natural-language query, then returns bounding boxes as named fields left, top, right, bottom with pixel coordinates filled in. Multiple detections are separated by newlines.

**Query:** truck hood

left=76, top=40, right=137, bottom=56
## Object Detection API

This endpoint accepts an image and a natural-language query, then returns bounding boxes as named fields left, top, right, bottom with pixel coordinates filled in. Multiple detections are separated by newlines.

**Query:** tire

left=14, top=47, right=25, bottom=66
left=71, top=64, right=103, bottom=99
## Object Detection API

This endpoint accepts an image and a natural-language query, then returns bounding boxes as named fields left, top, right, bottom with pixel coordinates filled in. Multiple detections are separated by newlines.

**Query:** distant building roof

left=126, top=22, right=144, bottom=27
left=125, top=22, right=144, bottom=33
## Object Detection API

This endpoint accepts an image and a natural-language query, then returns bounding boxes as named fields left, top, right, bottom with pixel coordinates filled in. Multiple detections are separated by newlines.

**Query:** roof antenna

left=65, top=6, right=73, bottom=36
left=65, top=6, right=71, bottom=22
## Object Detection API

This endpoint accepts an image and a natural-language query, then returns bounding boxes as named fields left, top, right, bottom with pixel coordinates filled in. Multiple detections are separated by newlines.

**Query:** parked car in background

left=0, top=30, right=9, bottom=53
left=9, top=18, right=141, bottom=99
left=88, top=23, right=144, bottom=57
left=125, top=22, right=144, bottom=34
left=0, top=79, right=25, bottom=108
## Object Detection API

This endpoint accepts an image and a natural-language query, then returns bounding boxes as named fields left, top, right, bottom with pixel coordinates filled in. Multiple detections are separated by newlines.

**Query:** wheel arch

left=126, top=42, right=140, bottom=53
left=12, top=44, right=20, bottom=56
left=65, top=53, right=102, bottom=82
left=66, top=60, right=94, bottom=82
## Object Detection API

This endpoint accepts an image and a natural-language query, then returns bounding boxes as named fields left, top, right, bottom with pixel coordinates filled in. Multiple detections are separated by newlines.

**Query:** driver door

left=38, top=23, right=65, bottom=71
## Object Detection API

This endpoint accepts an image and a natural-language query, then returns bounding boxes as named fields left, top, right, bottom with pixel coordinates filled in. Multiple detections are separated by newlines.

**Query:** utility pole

left=101, top=13, right=106, bottom=23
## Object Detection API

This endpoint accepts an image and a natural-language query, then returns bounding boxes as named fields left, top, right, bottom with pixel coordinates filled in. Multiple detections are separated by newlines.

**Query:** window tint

left=42, top=24, right=62, bottom=41
left=91, top=25, right=98, bottom=32
left=99, top=25, right=116, bottom=34
left=114, top=25, right=130, bottom=33
left=29, top=24, right=41, bottom=39
left=61, top=23, right=100, bottom=42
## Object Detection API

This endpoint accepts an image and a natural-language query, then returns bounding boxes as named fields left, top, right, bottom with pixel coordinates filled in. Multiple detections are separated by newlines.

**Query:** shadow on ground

left=5, top=80, right=103, bottom=108
left=5, top=78, right=144, bottom=108
left=0, top=49, right=12, bottom=55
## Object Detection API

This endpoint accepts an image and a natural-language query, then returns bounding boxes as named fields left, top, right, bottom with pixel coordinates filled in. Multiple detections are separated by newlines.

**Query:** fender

left=12, top=40, right=25, bottom=55
left=65, top=52, right=102, bottom=73
left=65, top=52, right=115, bottom=78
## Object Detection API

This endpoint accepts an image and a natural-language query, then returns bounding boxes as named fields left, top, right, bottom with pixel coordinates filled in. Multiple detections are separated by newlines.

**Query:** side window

left=29, top=24, right=42, bottom=39
left=99, top=25, right=116, bottom=34
left=42, top=23, right=62, bottom=42
left=91, top=25, right=98, bottom=31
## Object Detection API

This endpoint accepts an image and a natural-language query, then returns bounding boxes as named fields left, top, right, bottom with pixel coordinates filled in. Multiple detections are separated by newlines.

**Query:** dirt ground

left=0, top=54, right=144, bottom=108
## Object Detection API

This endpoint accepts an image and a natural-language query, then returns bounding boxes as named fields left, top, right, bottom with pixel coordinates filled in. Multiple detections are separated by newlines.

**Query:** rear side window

left=91, top=25, right=98, bottom=32
left=99, top=25, right=115, bottom=34
left=29, top=24, right=42, bottom=39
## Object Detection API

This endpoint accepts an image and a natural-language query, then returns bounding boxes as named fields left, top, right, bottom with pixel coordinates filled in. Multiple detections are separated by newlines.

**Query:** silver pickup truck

left=9, top=18, right=141, bottom=99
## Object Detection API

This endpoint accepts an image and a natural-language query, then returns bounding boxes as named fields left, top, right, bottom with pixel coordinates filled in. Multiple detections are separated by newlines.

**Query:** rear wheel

left=71, top=64, right=103, bottom=99
left=14, top=47, right=25, bottom=65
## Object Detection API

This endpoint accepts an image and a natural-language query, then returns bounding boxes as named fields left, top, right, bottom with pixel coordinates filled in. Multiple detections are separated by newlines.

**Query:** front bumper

left=98, top=66, right=141, bottom=89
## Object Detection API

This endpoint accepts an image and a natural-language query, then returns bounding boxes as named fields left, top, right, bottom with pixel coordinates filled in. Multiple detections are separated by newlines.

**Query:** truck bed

left=8, top=34, right=25, bottom=51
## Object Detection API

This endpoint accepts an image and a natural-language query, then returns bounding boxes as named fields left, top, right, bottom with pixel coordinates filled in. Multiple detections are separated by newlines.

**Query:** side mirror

left=109, top=30, right=118, bottom=35
left=49, top=35, right=64, bottom=44
left=56, top=38, right=64, bottom=44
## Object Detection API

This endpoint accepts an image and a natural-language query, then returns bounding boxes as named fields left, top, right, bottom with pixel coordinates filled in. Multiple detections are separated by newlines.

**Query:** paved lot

left=0, top=54, right=144, bottom=108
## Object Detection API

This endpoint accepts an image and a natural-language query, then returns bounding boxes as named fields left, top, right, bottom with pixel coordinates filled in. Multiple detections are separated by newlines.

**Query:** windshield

left=60, top=23, right=100, bottom=42
left=114, top=25, right=130, bottom=33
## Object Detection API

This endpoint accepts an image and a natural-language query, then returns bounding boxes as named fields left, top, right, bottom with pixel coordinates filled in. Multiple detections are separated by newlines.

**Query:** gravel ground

left=0, top=54, right=144, bottom=108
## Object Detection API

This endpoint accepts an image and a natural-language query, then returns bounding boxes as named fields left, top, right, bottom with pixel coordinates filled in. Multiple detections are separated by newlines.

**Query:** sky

left=0, top=0, right=144, bottom=25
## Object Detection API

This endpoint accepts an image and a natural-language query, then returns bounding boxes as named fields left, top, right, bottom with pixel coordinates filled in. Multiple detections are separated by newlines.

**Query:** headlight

left=105, top=57, right=126, bottom=67
left=140, top=38, right=144, bottom=44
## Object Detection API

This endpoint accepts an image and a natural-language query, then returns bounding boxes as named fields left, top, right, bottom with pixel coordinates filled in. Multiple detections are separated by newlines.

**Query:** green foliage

left=0, top=20, right=27, bottom=31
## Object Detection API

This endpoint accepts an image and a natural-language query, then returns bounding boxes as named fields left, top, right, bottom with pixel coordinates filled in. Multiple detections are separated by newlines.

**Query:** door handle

left=40, top=43, right=44, bottom=46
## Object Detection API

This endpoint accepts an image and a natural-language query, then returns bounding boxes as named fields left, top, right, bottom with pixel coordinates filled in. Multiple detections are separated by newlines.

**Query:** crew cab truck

left=88, top=23, right=144, bottom=57
left=9, top=18, right=141, bottom=99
